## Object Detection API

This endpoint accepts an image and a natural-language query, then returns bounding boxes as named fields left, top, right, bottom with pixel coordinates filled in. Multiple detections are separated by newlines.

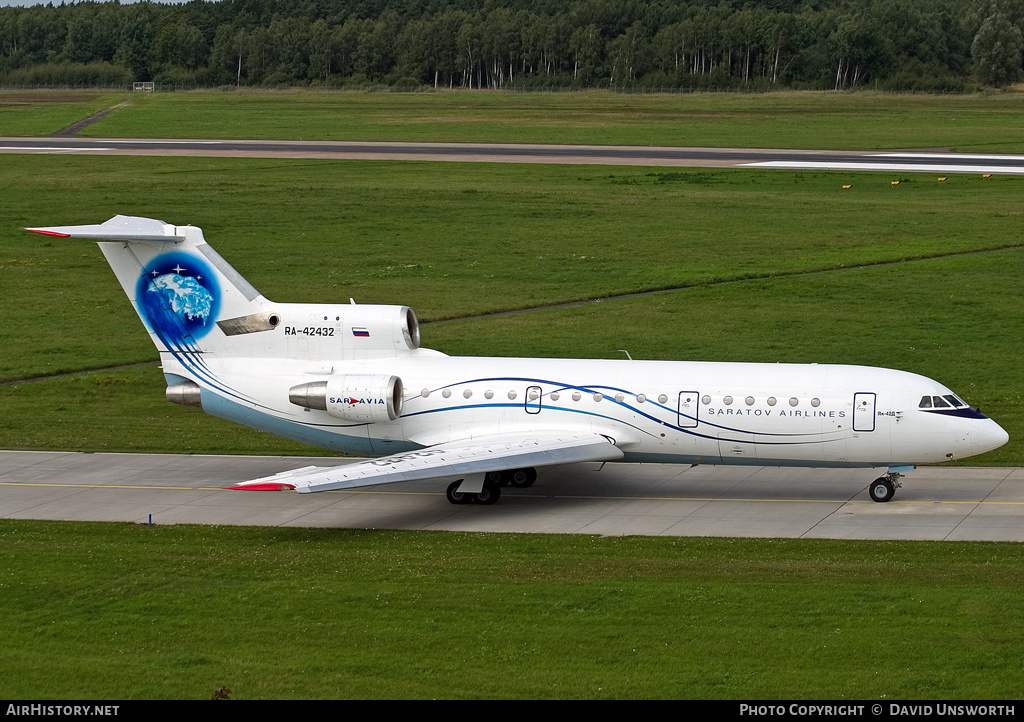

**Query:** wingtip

left=226, top=482, right=297, bottom=491
left=25, top=228, right=70, bottom=237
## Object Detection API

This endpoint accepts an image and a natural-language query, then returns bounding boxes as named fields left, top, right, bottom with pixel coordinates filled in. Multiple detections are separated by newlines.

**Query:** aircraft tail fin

left=26, top=215, right=267, bottom=355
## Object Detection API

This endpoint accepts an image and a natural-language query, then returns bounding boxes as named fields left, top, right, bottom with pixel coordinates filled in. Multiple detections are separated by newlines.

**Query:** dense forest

left=1, top=0, right=1022, bottom=91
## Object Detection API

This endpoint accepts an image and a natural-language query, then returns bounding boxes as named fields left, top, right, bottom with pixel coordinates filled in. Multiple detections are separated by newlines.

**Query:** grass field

left=5, top=89, right=1024, bottom=151
left=2, top=156, right=1020, bottom=463
left=89, top=90, right=1024, bottom=152
left=1, top=521, right=1022, bottom=699
left=0, top=90, right=126, bottom=136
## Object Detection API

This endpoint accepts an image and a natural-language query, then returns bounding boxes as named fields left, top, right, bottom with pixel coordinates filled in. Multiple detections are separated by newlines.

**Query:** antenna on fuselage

left=618, top=350, right=633, bottom=360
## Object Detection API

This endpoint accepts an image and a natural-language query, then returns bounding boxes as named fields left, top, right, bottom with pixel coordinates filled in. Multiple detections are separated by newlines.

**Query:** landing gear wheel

left=473, top=480, right=501, bottom=505
left=446, top=480, right=472, bottom=505
left=486, top=470, right=507, bottom=487
left=870, top=477, right=895, bottom=503
left=506, top=467, right=538, bottom=488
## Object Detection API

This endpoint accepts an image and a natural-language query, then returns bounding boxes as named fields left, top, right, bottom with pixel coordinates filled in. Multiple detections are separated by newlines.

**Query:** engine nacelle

left=166, top=380, right=202, bottom=408
left=289, top=374, right=403, bottom=423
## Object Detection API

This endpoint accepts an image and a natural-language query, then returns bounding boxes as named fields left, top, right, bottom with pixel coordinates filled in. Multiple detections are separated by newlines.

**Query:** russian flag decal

left=352, top=327, right=370, bottom=337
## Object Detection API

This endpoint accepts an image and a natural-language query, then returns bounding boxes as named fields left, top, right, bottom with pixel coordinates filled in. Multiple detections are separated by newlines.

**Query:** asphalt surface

left=2, top=451, right=1021, bottom=541
left=4, top=136, right=1024, bottom=174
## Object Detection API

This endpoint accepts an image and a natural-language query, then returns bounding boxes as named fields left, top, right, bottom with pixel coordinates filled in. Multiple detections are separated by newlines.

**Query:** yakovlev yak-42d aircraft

left=28, top=216, right=1008, bottom=504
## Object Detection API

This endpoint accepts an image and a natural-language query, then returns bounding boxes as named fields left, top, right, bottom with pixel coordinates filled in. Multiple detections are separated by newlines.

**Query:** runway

left=3, top=136, right=1024, bottom=174
left=2, top=451, right=1021, bottom=541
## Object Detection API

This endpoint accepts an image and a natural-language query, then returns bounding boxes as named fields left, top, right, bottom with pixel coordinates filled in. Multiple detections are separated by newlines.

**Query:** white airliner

left=27, top=216, right=1008, bottom=504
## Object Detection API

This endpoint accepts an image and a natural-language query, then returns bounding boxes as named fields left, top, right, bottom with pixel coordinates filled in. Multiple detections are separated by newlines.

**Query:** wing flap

left=228, top=431, right=623, bottom=493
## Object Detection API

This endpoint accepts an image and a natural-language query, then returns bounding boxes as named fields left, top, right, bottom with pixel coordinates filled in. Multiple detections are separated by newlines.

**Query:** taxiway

left=2, top=451, right=1021, bottom=541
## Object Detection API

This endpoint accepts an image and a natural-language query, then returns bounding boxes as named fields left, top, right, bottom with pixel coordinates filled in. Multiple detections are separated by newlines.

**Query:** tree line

left=1, top=0, right=1022, bottom=91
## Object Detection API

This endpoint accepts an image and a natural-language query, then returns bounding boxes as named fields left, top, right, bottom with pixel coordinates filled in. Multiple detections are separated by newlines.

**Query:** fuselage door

left=677, top=391, right=699, bottom=428
left=525, top=385, right=542, bottom=414
left=853, top=392, right=876, bottom=432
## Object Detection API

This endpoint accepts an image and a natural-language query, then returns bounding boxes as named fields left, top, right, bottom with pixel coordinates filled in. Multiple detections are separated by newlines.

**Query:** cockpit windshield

left=919, top=394, right=968, bottom=409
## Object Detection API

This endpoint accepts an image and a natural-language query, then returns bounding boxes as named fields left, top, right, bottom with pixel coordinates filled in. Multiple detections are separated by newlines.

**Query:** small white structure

left=132, top=82, right=155, bottom=92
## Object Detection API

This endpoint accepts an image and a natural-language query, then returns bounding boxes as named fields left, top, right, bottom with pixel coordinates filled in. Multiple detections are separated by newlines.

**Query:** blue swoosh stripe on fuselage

left=421, top=375, right=841, bottom=439
left=401, top=400, right=840, bottom=447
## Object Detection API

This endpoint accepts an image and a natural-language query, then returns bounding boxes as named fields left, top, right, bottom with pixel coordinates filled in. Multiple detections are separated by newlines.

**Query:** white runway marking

left=0, top=146, right=111, bottom=152
left=743, top=160, right=1024, bottom=174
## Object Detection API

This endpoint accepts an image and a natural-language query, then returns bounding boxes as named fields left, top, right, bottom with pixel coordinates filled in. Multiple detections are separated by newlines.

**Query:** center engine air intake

left=289, top=374, right=403, bottom=423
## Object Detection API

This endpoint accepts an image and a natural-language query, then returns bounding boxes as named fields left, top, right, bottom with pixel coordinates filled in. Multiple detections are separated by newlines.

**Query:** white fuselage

left=178, top=351, right=1008, bottom=469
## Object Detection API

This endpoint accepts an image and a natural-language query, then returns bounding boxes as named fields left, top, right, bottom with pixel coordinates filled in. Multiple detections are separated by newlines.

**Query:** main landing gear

left=869, top=471, right=904, bottom=503
left=488, top=468, right=538, bottom=488
left=446, top=479, right=500, bottom=505
left=445, top=468, right=538, bottom=505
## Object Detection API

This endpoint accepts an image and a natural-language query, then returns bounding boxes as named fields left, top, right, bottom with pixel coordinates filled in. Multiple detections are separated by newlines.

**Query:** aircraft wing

left=227, top=431, right=623, bottom=493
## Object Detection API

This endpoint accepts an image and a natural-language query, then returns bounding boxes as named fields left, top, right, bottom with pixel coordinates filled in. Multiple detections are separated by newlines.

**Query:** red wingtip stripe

left=26, top=228, right=70, bottom=237
left=226, top=483, right=296, bottom=491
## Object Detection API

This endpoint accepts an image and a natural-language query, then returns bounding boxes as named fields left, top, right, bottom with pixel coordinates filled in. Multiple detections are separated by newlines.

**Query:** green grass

left=0, top=90, right=128, bottom=136
left=6, top=89, right=1024, bottom=151
left=1, top=156, right=1019, bottom=365
left=1, top=520, right=1022, bottom=699
left=71, top=89, right=1024, bottom=152
left=1, top=156, right=1020, bottom=462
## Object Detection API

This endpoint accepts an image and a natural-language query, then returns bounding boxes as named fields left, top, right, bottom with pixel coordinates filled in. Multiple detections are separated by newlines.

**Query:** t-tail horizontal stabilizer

left=25, top=215, right=186, bottom=242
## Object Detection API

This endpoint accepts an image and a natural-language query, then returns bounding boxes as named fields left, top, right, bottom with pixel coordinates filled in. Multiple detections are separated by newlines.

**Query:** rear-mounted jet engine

left=290, top=374, right=403, bottom=423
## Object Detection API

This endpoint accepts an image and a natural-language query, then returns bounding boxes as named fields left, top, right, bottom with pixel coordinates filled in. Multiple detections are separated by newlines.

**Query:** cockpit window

left=920, top=394, right=971, bottom=410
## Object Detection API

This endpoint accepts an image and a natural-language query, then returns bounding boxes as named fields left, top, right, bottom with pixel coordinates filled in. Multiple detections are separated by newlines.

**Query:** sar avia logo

left=135, top=252, right=220, bottom=347
left=331, top=397, right=385, bottom=406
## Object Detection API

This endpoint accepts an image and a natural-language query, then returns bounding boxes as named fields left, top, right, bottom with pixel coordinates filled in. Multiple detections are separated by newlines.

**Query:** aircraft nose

left=973, top=418, right=1009, bottom=456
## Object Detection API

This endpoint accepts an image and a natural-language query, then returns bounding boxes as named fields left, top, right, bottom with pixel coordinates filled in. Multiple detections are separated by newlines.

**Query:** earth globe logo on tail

left=135, top=252, right=220, bottom=348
